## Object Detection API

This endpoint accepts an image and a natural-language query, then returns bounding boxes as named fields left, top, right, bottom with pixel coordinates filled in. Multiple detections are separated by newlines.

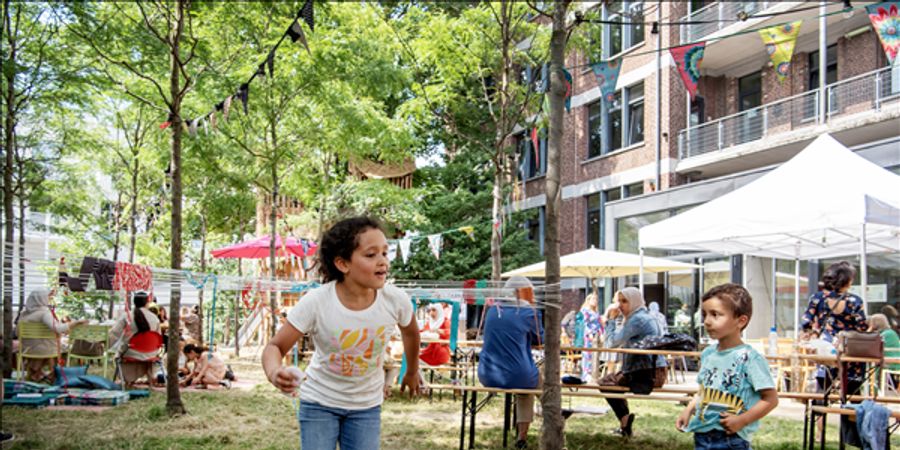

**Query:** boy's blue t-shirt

left=685, top=343, right=775, bottom=442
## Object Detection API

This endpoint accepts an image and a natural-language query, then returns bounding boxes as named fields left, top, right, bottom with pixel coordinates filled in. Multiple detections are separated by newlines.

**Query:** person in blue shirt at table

left=478, top=276, right=543, bottom=450
left=600, top=286, right=666, bottom=438
left=676, top=283, right=778, bottom=450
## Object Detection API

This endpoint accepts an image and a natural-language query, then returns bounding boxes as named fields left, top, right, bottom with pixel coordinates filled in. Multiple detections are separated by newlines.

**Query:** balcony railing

left=680, top=2, right=771, bottom=44
left=678, top=66, right=900, bottom=160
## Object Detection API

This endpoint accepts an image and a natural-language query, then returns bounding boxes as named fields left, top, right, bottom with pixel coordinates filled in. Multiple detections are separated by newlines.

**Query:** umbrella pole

left=860, top=223, right=868, bottom=314
left=793, top=258, right=800, bottom=339
left=771, top=258, right=777, bottom=331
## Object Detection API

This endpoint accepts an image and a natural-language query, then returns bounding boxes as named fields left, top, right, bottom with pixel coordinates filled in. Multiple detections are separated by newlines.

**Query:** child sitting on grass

left=676, top=283, right=778, bottom=450
left=180, top=344, right=230, bottom=389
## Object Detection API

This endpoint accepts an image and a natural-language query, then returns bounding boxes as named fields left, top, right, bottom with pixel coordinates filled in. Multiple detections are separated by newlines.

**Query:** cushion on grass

left=54, top=365, right=88, bottom=386
left=3, top=379, right=51, bottom=398
left=56, top=389, right=129, bottom=406
left=56, top=376, right=94, bottom=389
left=5, top=393, right=61, bottom=407
left=127, top=389, right=150, bottom=399
left=79, top=374, right=120, bottom=390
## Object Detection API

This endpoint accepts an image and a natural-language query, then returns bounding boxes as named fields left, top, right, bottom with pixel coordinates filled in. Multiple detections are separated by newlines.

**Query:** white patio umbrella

left=501, top=247, right=699, bottom=299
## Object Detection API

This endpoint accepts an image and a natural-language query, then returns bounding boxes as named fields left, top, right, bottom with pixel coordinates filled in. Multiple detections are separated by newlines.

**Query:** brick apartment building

left=515, top=1, right=900, bottom=339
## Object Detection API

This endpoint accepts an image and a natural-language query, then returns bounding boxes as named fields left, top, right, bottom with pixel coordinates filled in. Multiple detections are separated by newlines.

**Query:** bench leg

left=469, top=390, right=478, bottom=449
left=819, top=410, right=827, bottom=450
left=503, top=393, right=512, bottom=448
left=459, top=389, right=468, bottom=450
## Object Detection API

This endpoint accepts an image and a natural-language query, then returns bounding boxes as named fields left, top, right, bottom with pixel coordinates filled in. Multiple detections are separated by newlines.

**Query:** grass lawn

left=4, top=383, right=897, bottom=449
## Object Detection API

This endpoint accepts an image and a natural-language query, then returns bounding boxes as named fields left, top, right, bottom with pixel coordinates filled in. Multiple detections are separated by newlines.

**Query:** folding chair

left=67, top=324, right=111, bottom=378
left=16, top=322, right=59, bottom=381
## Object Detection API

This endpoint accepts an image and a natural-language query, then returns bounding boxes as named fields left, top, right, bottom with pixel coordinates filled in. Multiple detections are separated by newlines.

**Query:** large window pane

left=627, top=83, right=644, bottom=145
left=588, top=101, right=603, bottom=158
left=775, top=259, right=810, bottom=338
left=629, top=3, right=644, bottom=47
left=616, top=210, right=669, bottom=254
left=610, top=92, right=623, bottom=151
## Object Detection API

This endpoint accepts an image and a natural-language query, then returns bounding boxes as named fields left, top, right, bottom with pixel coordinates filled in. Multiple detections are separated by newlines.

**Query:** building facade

left=517, top=1, right=900, bottom=338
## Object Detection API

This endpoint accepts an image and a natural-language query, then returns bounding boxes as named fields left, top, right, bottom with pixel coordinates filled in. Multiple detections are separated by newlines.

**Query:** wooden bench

left=806, top=405, right=900, bottom=450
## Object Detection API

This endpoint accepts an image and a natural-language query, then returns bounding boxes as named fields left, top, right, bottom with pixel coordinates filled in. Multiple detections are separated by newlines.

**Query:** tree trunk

left=268, top=163, right=278, bottom=338
left=198, top=213, right=206, bottom=346
left=108, top=190, right=123, bottom=319
left=165, top=0, right=187, bottom=417
left=540, top=3, right=570, bottom=449
left=235, top=221, right=243, bottom=358
left=490, top=163, right=503, bottom=280
left=2, top=0, right=17, bottom=378
left=129, top=157, right=139, bottom=263
left=16, top=194, right=24, bottom=319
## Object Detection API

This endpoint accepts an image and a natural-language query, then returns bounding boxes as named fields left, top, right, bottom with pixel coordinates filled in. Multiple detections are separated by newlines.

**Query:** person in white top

left=262, top=217, right=421, bottom=450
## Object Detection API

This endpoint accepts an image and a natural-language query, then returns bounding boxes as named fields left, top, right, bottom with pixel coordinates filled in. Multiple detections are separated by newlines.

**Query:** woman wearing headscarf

left=599, top=287, right=666, bottom=438
left=419, top=303, right=451, bottom=366
left=17, top=290, right=87, bottom=382
left=109, top=292, right=161, bottom=387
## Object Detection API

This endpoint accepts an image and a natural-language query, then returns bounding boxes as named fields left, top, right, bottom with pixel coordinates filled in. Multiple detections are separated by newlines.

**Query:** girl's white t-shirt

left=287, top=281, right=413, bottom=410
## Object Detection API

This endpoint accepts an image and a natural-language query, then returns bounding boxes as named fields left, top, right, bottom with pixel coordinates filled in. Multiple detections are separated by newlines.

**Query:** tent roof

left=501, top=247, right=699, bottom=279
left=639, top=134, right=900, bottom=259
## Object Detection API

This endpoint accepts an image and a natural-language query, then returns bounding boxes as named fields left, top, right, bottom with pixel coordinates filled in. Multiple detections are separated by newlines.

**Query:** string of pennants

left=159, top=0, right=316, bottom=135
left=587, top=1, right=900, bottom=105
left=387, top=226, right=476, bottom=264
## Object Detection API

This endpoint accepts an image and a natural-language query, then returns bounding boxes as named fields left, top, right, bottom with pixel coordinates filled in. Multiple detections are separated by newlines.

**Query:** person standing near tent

left=800, top=261, right=868, bottom=396
left=477, top=276, right=543, bottom=449
left=17, top=290, right=87, bottom=383
left=579, top=293, right=602, bottom=383
left=262, top=217, right=420, bottom=450
left=649, top=302, right=668, bottom=335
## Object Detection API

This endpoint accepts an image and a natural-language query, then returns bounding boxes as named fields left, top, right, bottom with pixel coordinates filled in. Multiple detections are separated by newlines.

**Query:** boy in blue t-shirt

left=676, top=283, right=778, bottom=450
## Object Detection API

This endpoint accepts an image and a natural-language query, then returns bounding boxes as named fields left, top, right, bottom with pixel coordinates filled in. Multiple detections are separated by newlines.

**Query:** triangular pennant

left=457, top=226, right=475, bottom=242
left=237, top=83, right=249, bottom=115
left=562, top=67, right=573, bottom=113
left=387, top=242, right=398, bottom=263
left=188, top=119, right=198, bottom=137
left=669, top=42, right=706, bottom=99
left=301, top=0, right=315, bottom=32
left=398, top=239, right=412, bottom=264
left=159, top=121, right=171, bottom=130
left=255, top=63, right=266, bottom=80
left=867, top=2, right=900, bottom=66
left=287, top=19, right=312, bottom=55
left=759, top=21, right=802, bottom=82
left=590, top=59, right=622, bottom=104
left=210, top=110, right=217, bottom=130
left=530, top=127, right=540, bottom=170
left=202, top=116, right=210, bottom=135
left=427, top=234, right=442, bottom=260
left=267, top=50, right=276, bottom=78
left=223, top=96, right=232, bottom=121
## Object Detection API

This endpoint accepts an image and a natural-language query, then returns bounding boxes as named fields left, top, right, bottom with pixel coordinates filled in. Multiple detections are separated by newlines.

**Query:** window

left=518, top=131, right=547, bottom=179
left=738, top=72, right=762, bottom=112
left=625, top=182, right=644, bottom=197
left=587, top=193, right=602, bottom=249
left=605, top=186, right=622, bottom=202
left=690, top=96, right=705, bottom=127
left=525, top=207, right=546, bottom=255
left=586, top=82, right=645, bottom=158
left=808, top=45, right=838, bottom=91
left=521, top=63, right=548, bottom=93
left=604, top=2, right=644, bottom=59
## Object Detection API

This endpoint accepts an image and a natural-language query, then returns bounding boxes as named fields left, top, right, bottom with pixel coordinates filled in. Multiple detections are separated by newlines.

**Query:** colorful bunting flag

left=223, top=96, right=232, bottom=121
left=398, top=239, right=412, bottom=264
left=427, top=234, right=442, bottom=260
left=301, top=0, right=315, bottom=32
left=867, top=2, right=900, bottom=66
left=590, top=59, right=622, bottom=104
left=188, top=119, right=198, bottom=137
left=159, top=121, right=171, bottom=130
left=759, top=21, right=802, bottom=82
left=669, top=42, right=706, bottom=99
left=287, top=19, right=311, bottom=55
left=562, top=67, right=573, bottom=113
left=267, top=50, right=276, bottom=78
left=236, top=83, right=249, bottom=115
left=210, top=110, right=217, bottom=130
left=457, top=226, right=475, bottom=241
left=530, top=127, right=540, bottom=170
left=387, top=242, right=398, bottom=263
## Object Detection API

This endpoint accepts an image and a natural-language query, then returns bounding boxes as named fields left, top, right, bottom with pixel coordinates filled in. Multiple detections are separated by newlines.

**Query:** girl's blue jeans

left=298, top=400, right=381, bottom=450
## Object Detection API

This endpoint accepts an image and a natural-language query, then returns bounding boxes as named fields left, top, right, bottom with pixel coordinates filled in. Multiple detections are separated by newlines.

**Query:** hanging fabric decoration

left=562, top=67, right=573, bottom=113
left=188, top=119, right=199, bottom=137
left=236, top=84, right=249, bottom=115
left=203, top=116, right=210, bottom=135
left=387, top=242, right=398, bottom=263
left=159, top=121, right=171, bottom=130
left=427, top=234, right=442, bottom=260
left=758, top=21, right=802, bottom=82
left=266, top=50, right=276, bottom=78
left=223, top=96, right=233, bottom=121
left=287, top=19, right=312, bottom=55
left=255, top=63, right=266, bottom=80
left=210, top=110, right=217, bottom=130
left=398, top=238, right=412, bottom=264
left=301, top=0, right=315, bottom=32
left=669, top=42, right=706, bottom=99
left=590, top=59, right=622, bottom=104
left=530, top=127, right=540, bottom=171
left=457, top=226, right=475, bottom=241
left=867, top=2, right=900, bottom=66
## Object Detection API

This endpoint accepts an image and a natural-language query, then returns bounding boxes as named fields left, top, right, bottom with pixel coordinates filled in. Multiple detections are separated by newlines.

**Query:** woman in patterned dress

left=580, top=293, right=602, bottom=382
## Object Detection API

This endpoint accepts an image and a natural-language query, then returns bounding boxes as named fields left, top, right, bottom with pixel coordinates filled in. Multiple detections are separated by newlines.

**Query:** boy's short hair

left=702, top=283, right=753, bottom=330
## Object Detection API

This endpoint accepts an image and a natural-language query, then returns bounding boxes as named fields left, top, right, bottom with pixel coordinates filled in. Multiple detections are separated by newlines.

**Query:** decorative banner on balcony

left=562, top=67, right=573, bottom=112
left=590, top=59, right=621, bottom=104
left=427, top=234, right=442, bottom=260
left=669, top=42, right=706, bottom=99
left=866, top=2, right=900, bottom=66
left=759, top=21, right=802, bottom=82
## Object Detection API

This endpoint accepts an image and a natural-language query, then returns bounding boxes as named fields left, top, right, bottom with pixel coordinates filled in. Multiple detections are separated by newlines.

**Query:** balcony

left=678, top=66, right=900, bottom=169
left=680, top=2, right=775, bottom=44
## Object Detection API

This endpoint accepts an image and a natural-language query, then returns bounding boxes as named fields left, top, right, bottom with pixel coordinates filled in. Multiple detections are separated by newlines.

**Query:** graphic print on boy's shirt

left=324, top=325, right=390, bottom=377
left=686, top=344, right=774, bottom=442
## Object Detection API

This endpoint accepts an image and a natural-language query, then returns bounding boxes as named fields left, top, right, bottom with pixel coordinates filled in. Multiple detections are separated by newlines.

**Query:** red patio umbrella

left=211, top=235, right=317, bottom=259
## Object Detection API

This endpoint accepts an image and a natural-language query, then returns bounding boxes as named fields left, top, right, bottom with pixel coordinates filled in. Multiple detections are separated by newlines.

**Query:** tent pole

left=794, top=257, right=800, bottom=339
left=771, top=258, right=777, bottom=331
left=860, top=223, right=868, bottom=314
left=639, top=248, right=645, bottom=295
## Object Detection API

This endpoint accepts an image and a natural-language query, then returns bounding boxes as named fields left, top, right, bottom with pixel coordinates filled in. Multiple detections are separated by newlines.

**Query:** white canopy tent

left=639, top=134, right=900, bottom=333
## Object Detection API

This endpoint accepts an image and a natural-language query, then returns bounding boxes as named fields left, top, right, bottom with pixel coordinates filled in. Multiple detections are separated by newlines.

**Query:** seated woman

left=17, top=290, right=87, bottom=383
left=420, top=303, right=451, bottom=366
left=180, top=343, right=229, bottom=389
left=109, top=292, right=161, bottom=388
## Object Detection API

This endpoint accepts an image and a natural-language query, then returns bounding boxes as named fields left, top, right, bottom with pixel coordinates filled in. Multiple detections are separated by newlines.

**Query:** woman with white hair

left=17, top=290, right=87, bottom=382
left=600, top=287, right=666, bottom=438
